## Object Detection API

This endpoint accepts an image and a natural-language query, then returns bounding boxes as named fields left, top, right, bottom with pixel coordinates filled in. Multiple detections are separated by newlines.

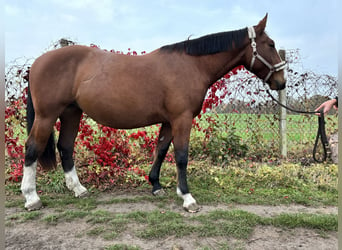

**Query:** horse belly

left=77, top=93, right=166, bottom=129
left=87, top=109, right=164, bottom=129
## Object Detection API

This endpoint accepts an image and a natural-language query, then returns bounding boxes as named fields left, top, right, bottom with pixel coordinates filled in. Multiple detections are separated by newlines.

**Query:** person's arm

left=315, top=97, right=338, bottom=116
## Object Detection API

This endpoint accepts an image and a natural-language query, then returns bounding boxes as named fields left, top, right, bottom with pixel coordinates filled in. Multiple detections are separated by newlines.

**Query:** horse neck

left=196, top=48, right=247, bottom=88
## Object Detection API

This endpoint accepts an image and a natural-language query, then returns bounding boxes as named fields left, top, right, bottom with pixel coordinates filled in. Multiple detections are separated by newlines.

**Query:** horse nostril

left=276, top=80, right=286, bottom=90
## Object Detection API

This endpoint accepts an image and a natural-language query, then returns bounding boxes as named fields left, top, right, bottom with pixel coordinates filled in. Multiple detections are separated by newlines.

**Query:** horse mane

left=160, top=28, right=248, bottom=56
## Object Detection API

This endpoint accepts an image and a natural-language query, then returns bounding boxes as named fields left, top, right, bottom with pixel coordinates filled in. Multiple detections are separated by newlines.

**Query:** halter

left=247, top=26, right=287, bottom=82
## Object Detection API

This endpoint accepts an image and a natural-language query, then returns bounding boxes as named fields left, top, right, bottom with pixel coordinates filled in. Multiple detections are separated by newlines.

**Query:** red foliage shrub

left=4, top=44, right=246, bottom=189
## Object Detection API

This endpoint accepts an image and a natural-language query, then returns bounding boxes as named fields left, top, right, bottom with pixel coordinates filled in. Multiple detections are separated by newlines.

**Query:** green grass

left=152, top=161, right=338, bottom=207
left=262, top=213, right=338, bottom=231
left=6, top=161, right=337, bottom=208
left=5, top=159, right=337, bottom=248
left=193, top=113, right=337, bottom=141
left=5, top=169, right=337, bottom=249
left=104, top=244, right=140, bottom=250
left=7, top=210, right=42, bottom=223
left=6, top=206, right=337, bottom=240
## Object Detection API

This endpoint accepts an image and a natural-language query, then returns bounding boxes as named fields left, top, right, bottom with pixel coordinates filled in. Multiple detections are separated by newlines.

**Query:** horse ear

left=255, top=13, right=268, bottom=35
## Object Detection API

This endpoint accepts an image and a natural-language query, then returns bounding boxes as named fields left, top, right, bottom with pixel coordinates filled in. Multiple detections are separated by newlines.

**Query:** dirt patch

left=235, top=204, right=337, bottom=217
left=5, top=192, right=338, bottom=250
left=247, top=226, right=338, bottom=250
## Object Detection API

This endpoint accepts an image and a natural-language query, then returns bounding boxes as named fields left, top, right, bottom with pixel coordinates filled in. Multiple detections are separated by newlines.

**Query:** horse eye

left=269, top=43, right=275, bottom=48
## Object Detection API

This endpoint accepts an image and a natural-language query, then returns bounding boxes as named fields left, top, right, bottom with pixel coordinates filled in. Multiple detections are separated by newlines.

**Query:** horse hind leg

left=21, top=161, right=41, bottom=211
left=57, top=105, right=87, bottom=197
left=22, top=117, right=56, bottom=210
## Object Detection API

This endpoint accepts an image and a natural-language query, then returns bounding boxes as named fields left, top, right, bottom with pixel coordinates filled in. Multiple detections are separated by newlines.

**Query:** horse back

left=29, top=45, right=208, bottom=128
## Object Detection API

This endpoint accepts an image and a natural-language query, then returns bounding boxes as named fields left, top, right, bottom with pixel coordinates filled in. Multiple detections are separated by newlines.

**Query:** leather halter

left=247, top=26, right=287, bottom=82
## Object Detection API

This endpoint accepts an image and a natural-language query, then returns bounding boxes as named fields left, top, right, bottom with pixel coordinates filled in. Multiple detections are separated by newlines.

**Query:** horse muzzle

left=270, top=79, right=286, bottom=90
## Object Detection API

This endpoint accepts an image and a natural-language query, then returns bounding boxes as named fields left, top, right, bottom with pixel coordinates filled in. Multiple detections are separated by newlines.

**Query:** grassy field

left=5, top=160, right=338, bottom=249
left=195, top=113, right=337, bottom=141
left=125, top=112, right=338, bottom=153
left=6, top=160, right=338, bottom=207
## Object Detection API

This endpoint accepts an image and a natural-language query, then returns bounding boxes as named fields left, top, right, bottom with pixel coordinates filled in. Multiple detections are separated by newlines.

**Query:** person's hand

left=315, top=99, right=338, bottom=116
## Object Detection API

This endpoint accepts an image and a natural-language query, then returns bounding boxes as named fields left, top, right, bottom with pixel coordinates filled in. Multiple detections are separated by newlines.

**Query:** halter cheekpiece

left=247, top=26, right=287, bottom=82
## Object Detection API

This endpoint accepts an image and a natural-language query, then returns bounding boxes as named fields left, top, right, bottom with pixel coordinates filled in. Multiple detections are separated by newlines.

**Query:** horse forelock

left=160, top=28, right=248, bottom=56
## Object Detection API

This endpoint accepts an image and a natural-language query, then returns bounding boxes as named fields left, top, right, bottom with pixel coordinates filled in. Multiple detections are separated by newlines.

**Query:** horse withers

left=21, top=14, right=286, bottom=212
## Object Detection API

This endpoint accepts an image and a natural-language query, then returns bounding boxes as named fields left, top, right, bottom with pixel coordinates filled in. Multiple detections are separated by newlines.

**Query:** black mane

left=160, top=28, right=248, bottom=56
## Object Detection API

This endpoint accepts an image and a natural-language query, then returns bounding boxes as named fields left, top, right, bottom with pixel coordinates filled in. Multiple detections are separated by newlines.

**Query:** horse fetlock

left=65, top=176, right=88, bottom=197
left=65, top=166, right=88, bottom=197
left=176, top=187, right=201, bottom=213
left=21, top=187, right=42, bottom=211
left=181, top=193, right=200, bottom=213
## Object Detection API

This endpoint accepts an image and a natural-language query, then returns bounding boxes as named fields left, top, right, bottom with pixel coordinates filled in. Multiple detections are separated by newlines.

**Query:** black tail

left=26, top=85, right=56, bottom=169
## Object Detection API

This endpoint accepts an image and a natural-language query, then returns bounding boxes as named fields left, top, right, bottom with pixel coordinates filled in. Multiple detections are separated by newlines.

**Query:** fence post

left=278, top=49, right=287, bottom=158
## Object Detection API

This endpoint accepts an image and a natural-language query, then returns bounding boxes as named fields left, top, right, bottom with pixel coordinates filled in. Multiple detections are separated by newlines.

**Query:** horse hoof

left=25, top=200, right=43, bottom=211
left=184, top=203, right=201, bottom=213
left=152, top=189, right=166, bottom=196
left=76, top=190, right=89, bottom=198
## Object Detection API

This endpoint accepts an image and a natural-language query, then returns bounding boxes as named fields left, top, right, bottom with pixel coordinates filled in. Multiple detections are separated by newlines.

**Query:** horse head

left=245, top=14, right=287, bottom=90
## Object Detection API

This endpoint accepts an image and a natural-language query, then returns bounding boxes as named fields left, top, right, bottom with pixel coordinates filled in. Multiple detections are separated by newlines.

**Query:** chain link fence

left=5, top=42, right=338, bottom=163
left=210, top=49, right=338, bottom=162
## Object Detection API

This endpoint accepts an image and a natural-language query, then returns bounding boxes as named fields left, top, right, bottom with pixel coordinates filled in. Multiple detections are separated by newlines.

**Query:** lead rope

left=313, top=110, right=330, bottom=163
left=266, top=89, right=330, bottom=163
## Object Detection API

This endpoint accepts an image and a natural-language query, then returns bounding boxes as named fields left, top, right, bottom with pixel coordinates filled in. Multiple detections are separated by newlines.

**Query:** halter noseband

left=247, top=26, right=287, bottom=82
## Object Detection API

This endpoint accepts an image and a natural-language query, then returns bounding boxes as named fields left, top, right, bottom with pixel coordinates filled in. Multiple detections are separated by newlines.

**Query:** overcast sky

left=4, top=0, right=339, bottom=76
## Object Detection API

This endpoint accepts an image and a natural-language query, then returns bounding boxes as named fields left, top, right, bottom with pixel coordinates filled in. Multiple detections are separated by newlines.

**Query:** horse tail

left=26, top=84, right=57, bottom=170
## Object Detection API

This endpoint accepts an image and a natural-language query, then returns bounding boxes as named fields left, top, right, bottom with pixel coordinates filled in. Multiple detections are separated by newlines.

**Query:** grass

left=104, top=245, right=140, bottom=250
left=151, top=161, right=338, bottom=207
left=6, top=160, right=337, bottom=208
left=7, top=210, right=42, bottom=224
left=5, top=204, right=338, bottom=240
left=192, top=113, right=337, bottom=142
left=5, top=164, right=337, bottom=249
left=5, top=156, right=337, bottom=248
left=5, top=160, right=338, bottom=208
left=263, top=213, right=338, bottom=231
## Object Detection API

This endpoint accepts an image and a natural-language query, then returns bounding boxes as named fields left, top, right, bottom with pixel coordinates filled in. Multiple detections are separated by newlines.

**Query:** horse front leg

left=57, top=106, right=88, bottom=198
left=172, top=115, right=200, bottom=213
left=149, top=123, right=172, bottom=195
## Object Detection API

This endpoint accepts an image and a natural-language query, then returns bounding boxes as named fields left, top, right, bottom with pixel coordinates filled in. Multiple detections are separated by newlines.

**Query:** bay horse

left=21, top=14, right=286, bottom=212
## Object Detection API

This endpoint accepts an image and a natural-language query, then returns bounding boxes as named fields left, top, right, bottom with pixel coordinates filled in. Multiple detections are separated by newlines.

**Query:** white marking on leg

left=65, top=166, right=88, bottom=197
left=177, top=187, right=197, bottom=209
left=21, top=161, right=42, bottom=210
